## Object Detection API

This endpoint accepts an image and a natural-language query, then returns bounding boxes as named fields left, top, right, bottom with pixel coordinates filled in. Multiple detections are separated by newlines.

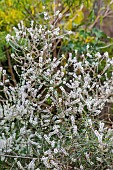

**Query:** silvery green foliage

left=0, top=17, right=113, bottom=169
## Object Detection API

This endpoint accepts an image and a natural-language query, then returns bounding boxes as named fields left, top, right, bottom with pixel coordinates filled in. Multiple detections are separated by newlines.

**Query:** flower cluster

left=0, top=19, right=113, bottom=169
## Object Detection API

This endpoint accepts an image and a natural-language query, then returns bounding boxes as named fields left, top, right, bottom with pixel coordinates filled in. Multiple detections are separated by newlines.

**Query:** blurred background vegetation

left=0, top=0, right=113, bottom=61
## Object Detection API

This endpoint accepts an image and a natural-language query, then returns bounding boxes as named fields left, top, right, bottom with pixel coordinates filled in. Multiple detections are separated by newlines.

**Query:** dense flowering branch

left=0, top=15, right=113, bottom=169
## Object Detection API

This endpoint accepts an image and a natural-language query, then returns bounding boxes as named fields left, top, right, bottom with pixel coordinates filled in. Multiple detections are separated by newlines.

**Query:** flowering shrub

left=0, top=16, right=113, bottom=169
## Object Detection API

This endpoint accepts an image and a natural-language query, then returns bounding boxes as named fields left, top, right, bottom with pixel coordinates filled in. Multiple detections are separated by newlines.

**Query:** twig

left=52, top=39, right=61, bottom=52
left=0, top=154, right=38, bottom=160
left=89, top=0, right=113, bottom=30
left=89, top=11, right=102, bottom=30
left=98, top=42, right=113, bottom=49
left=4, top=46, right=17, bottom=86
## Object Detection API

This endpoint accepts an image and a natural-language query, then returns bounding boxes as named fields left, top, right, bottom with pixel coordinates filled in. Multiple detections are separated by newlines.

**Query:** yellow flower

left=85, top=36, right=94, bottom=43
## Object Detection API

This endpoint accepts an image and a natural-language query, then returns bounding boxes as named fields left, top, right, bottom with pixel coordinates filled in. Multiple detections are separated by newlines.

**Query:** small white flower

left=54, top=148, right=58, bottom=154
left=70, top=115, right=75, bottom=126
left=44, top=12, right=48, bottom=16
left=96, top=157, right=103, bottom=163
left=11, top=53, right=15, bottom=58
left=59, top=13, right=62, bottom=18
left=99, top=122, right=104, bottom=132
left=28, top=159, right=35, bottom=170
left=17, top=161, right=24, bottom=170
left=0, top=67, right=2, bottom=72
left=86, top=44, right=89, bottom=50
left=95, top=52, right=102, bottom=58
left=0, top=139, right=6, bottom=149
left=59, top=98, right=62, bottom=103
left=94, top=130, right=103, bottom=144
left=87, top=119, right=92, bottom=126
left=104, top=52, right=108, bottom=58
left=51, top=140, right=55, bottom=148
left=73, top=125, right=77, bottom=135
left=31, top=20, right=34, bottom=27
left=3, top=70, right=6, bottom=75
left=80, top=165, right=84, bottom=170
left=6, top=34, right=11, bottom=42
left=55, top=10, right=60, bottom=16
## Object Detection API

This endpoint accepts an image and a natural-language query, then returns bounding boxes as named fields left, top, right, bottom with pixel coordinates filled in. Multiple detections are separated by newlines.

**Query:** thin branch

left=89, top=0, right=113, bottom=30
left=98, top=42, right=113, bottom=49
left=4, top=46, right=17, bottom=86
left=88, top=10, right=102, bottom=30
left=52, top=39, right=61, bottom=52
left=0, top=154, right=38, bottom=160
